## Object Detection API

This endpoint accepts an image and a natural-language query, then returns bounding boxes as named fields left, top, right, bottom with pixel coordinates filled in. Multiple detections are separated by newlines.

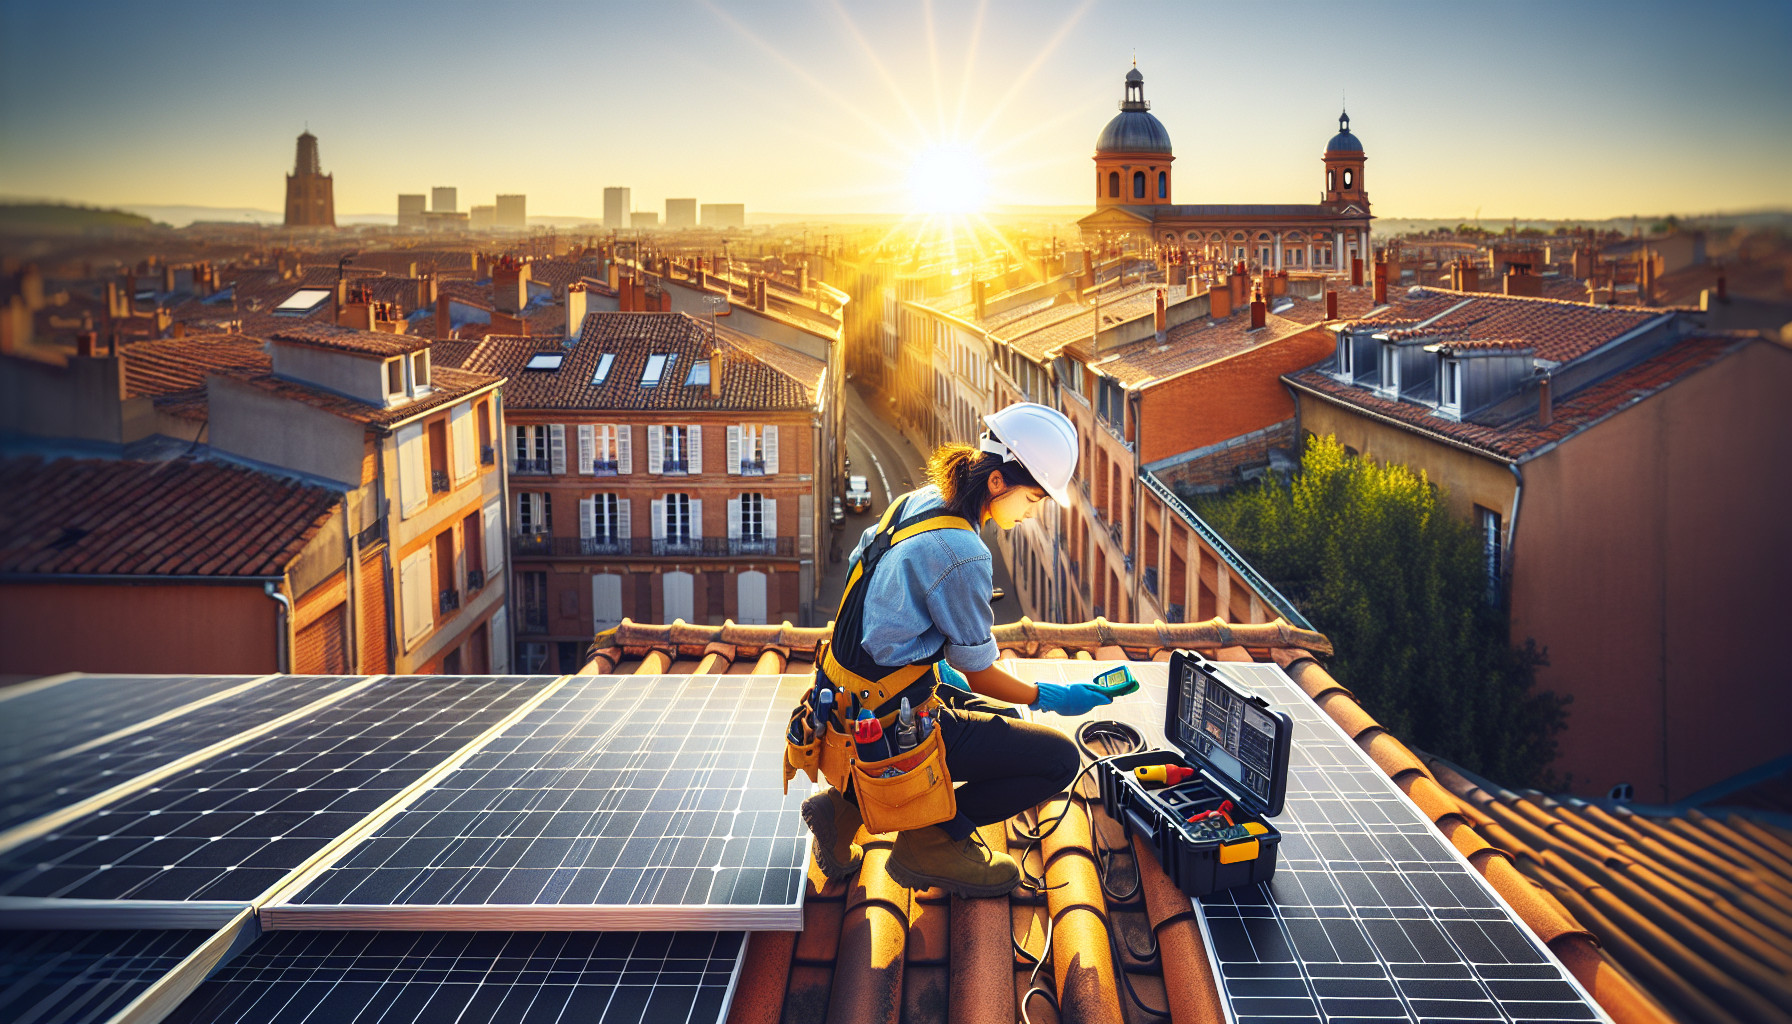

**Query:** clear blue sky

left=2, top=0, right=1787, bottom=219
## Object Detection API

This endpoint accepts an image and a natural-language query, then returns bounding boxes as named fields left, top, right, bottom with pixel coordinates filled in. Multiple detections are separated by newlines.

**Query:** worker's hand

left=1030, top=682, right=1114, bottom=717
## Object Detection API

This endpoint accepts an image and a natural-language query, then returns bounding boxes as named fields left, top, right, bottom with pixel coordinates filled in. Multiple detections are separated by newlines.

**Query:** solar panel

left=0, top=927, right=212, bottom=1024
left=157, top=929, right=745, bottom=1024
left=1015, top=660, right=1606, bottom=1024
left=0, top=675, right=255, bottom=773
left=264, top=674, right=813, bottom=930
left=0, top=676, right=556, bottom=910
left=0, top=675, right=364, bottom=834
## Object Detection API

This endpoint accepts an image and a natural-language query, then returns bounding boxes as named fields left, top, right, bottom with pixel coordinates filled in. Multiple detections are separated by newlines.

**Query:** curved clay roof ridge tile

left=1609, top=809, right=1792, bottom=903
left=1684, top=809, right=1792, bottom=882
left=829, top=836, right=912, bottom=1024
left=1035, top=794, right=1125, bottom=1024
left=948, top=824, right=1012, bottom=1024
left=1661, top=816, right=1792, bottom=897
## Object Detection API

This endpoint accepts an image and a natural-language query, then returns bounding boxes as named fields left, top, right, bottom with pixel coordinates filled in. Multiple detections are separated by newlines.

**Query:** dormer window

left=411, top=351, right=430, bottom=389
left=1380, top=344, right=1397, bottom=393
left=386, top=358, right=404, bottom=396
left=1439, top=358, right=1463, bottom=412
left=1336, top=333, right=1353, bottom=377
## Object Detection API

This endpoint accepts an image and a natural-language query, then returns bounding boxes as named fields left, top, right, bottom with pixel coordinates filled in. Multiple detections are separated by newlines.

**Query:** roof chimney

left=1537, top=373, right=1553, bottom=427
left=1325, top=289, right=1338, bottom=320
left=709, top=346, right=724, bottom=399
left=76, top=331, right=97, bottom=357
left=1209, top=278, right=1232, bottom=319
left=1372, top=257, right=1389, bottom=305
left=1351, top=255, right=1363, bottom=287
left=1716, top=272, right=1727, bottom=302
left=1249, top=285, right=1266, bottom=329
left=1153, top=287, right=1167, bottom=343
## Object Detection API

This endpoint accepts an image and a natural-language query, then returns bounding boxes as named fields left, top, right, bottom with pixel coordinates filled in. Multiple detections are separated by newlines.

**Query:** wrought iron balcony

left=739, top=458, right=766, bottom=476
left=513, top=457, right=552, bottom=475
left=511, top=535, right=796, bottom=559
left=431, top=470, right=450, bottom=493
left=729, top=536, right=783, bottom=556
left=580, top=536, right=630, bottom=556
left=466, top=568, right=485, bottom=592
left=511, top=531, right=553, bottom=556
left=438, top=588, right=460, bottom=614
left=591, top=459, right=619, bottom=476
left=481, top=445, right=495, bottom=466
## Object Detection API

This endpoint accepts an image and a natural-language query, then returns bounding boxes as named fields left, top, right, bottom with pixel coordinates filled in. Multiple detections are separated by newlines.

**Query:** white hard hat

left=980, top=402, right=1079, bottom=505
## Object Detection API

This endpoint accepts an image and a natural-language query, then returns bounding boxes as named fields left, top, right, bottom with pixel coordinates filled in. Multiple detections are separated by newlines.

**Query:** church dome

left=1326, top=111, right=1364, bottom=152
left=1096, top=66, right=1171, bottom=154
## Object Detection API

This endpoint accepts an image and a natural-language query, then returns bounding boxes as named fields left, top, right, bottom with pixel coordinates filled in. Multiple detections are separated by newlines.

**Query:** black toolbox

left=1096, top=650, right=1294, bottom=898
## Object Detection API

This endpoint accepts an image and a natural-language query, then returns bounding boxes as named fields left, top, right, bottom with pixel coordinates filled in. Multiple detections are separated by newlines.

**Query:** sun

left=907, top=143, right=989, bottom=215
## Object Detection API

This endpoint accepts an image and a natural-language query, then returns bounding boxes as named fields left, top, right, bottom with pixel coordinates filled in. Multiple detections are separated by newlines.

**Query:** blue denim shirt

left=846, top=485, right=998, bottom=672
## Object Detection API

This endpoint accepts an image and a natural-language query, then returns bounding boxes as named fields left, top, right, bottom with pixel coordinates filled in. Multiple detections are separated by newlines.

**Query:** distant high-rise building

left=470, top=205, right=497, bottom=231
left=631, top=211, right=658, bottom=228
left=283, top=131, right=335, bottom=228
left=701, top=203, right=745, bottom=229
left=432, top=187, right=457, bottom=214
left=496, top=194, right=526, bottom=230
left=397, top=194, right=426, bottom=229
left=603, top=187, right=631, bottom=230
left=665, top=198, right=696, bottom=229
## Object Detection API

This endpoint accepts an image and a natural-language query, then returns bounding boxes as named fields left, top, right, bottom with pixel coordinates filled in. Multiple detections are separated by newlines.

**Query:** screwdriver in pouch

left=895, top=697, right=919, bottom=753
left=813, top=688, right=834, bottom=737
left=854, top=709, right=892, bottom=762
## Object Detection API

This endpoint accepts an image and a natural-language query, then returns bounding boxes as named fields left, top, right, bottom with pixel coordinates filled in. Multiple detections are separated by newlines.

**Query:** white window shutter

left=764, top=425, right=779, bottom=474
left=578, top=424, right=594, bottom=475
left=687, top=424, right=702, bottom=474
left=580, top=496, right=594, bottom=540
left=651, top=498, right=664, bottom=539
left=647, top=425, right=663, bottom=474
left=617, top=424, right=632, bottom=473
left=690, top=498, right=702, bottom=538
left=549, top=424, right=566, bottom=475
left=484, top=501, right=503, bottom=575
left=450, top=403, right=474, bottom=482
left=727, top=426, right=741, bottom=474
left=397, top=423, right=426, bottom=519
left=764, top=497, right=777, bottom=539
left=490, top=607, right=510, bottom=673
left=727, top=498, right=741, bottom=540
left=798, top=493, right=814, bottom=555
left=401, top=547, right=431, bottom=645
left=617, top=497, right=631, bottom=540
left=592, top=574, right=623, bottom=632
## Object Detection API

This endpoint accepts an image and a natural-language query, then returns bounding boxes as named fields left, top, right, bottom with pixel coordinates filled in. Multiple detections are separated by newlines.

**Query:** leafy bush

left=1191, top=435, right=1568, bottom=787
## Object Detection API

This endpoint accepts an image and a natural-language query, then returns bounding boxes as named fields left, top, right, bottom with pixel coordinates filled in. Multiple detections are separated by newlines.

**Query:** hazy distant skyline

left=2, top=0, right=1788, bottom=221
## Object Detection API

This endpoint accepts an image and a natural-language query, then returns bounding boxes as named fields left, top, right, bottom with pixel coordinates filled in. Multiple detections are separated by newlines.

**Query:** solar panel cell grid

left=0, top=675, right=363, bottom=833
left=0, top=676, right=552, bottom=904
left=0, top=927, right=212, bottom=1024
left=0, top=675, right=250, bottom=772
left=275, top=674, right=810, bottom=925
left=159, top=929, right=743, bottom=1024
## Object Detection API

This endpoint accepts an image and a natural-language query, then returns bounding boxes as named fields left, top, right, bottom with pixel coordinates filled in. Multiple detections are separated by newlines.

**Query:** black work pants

left=882, top=683, right=1082, bottom=840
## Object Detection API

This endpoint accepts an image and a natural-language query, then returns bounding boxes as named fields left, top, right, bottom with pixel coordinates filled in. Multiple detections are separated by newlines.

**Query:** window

left=512, top=424, right=551, bottom=473
left=386, top=359, right=403, bottom=395
left=1107, top=171, right=1119, bottom=198
left=411, top=351, right=430, bottom=388
left=661, top=493, right=693, bottom=544
left=525, top=353, right=563, bottom=371
left=1342, top=168, right=1354, bottom=189
left=516, top=491, right=550, bottom=535
left=590, top=352, right=615, bottom=385
left=738, top=493, right=765, bottom=540
left=591, top=494, right=622, bottom=539
left=1157, top=171, right=1166, bottom=198
left=1440, top=359, right=1463, bottom=409
left=581, top=492, right=629, bottom=553
left=1477, top=506, right=1503, bottom=605
left=581, top=423, right=627, bottom=475
left=1328, top=169, right=1335, bottom=191
left=518, top=642, right=550, bottom=673
left=1337, top=335, right=1353, bottom=376
left=1380, top=345, right=1397, bottom=392
left=686, top=359, right=710, bottom=386
left=655, top=424, right=694, bottom=473
left=729, top=423, right=778, bottom=475
left=1132, top=171, right=1146, bottom=199
left=641, top=353, right=676, bottom=386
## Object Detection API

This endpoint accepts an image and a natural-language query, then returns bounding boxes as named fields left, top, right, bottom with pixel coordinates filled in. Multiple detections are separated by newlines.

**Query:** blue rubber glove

left=936, top=661, right=970, bottom=693
left=1030, top=682, right=1114, bottom=717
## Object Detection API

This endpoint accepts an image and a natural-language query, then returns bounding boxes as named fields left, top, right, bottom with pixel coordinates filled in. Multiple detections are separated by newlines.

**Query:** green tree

left=1190, top=435, right=1568, bottom=786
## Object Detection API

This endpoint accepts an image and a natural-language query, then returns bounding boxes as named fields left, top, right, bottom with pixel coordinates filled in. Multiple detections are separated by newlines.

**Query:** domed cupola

left=1321, top=110, right=1367, bottom=206
left=1094, top=64, right=1174, bottom=208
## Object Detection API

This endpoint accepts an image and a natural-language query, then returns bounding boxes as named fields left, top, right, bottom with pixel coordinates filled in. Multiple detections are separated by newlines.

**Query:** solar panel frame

left=262, top=674, right=815, bottom=931
left=1011, top=659, right=1609, bottom=1024
left=0, top=925, right=214, bottom=1024
left=0, top=676, right=562, bottom=919
left=0, top=674, right=262, bottom=774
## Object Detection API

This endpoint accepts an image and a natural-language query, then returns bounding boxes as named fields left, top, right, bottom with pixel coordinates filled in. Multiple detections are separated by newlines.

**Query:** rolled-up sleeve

left=924, top=553, right=998, bottom=672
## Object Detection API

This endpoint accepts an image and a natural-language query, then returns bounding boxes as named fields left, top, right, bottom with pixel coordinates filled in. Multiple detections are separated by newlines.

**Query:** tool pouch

left=848, top=718, right=955, bottom=835
left=781, top=701, right=820, bottom=795
left=818, top=718, right=855, bottom=793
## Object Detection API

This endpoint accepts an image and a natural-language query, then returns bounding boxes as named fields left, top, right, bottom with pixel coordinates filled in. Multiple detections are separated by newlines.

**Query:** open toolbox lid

left=1161, top=650, right=1294, bottom=818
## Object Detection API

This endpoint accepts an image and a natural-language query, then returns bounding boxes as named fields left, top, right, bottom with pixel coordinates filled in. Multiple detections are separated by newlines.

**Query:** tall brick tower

left=284, top=131, right=336, bottom=229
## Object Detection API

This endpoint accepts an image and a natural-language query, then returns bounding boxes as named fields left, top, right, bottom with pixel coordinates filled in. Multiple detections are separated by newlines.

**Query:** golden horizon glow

left=907, top=143, right=989, bottom=214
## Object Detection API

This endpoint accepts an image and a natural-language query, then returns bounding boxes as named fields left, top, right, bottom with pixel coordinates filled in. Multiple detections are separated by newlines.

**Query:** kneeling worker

left=800, top=403, right=1115, bottom=897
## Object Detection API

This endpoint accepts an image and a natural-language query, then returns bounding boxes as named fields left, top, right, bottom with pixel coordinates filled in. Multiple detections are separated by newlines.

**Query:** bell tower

left=1321, top=111, right=1367, bottom=208
left=1093, top=65, right=1174, bottom=209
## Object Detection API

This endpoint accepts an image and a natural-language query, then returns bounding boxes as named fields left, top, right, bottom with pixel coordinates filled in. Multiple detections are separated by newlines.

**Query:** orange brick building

left=442, top=312, right=828, bottom=674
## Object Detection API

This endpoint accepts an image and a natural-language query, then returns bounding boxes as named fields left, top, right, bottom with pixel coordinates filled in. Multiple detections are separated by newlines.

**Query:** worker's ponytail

left=927, top=440, right=1041, bottom=523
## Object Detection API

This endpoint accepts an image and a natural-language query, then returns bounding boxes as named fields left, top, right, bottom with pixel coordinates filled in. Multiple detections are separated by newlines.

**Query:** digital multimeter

left=1091, top=664, right=1141, bottom=698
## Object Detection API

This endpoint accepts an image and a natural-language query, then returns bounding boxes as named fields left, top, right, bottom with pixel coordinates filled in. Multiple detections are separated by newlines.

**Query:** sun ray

left=970, top=0, right=1097, bottom=144
left=923, top=0, right=948, bottom=138
left=952, top=0, right=989, bottom=139
left=822, top=0, right=933, bottom=141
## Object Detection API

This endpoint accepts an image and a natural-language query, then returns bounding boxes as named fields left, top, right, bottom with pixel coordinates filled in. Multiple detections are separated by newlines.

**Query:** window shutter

left=727, top=498, right=741, bottom=540
left=401, top=547, right=431, bottom=645
left=397, top=423, right=426, bottom=519
left=726, top=426, right=741, bottom=474
left=484, top=501, right=503, bottom=576
left=509, top=425, right=524, bottom=473
left=580, top=496, right=594, bottom=540
left=578, top=424, right=594, bottom=475
left=798, top=493, right=814, bottom=555
left=763, top=425, right=778, bottom=474
left=619, top=425, right=633, bottom=473
left=450, top=403, right=474, bottom=482
left=690, top=498, right=702, bottom=538
left=687, top=424, right=702, bottom=474
left=647, top=425, right=663, bottom=474
left=549, top=424, right=566, bottom=474
left=651, top=498, right=665, bottom=539
left=489, top=607, right=510, bottom=673
left=763, top=497, right=777, bottom=539
left=592, top=574, right=623, bottom=632
left=617, top=497, right=631, bottom=540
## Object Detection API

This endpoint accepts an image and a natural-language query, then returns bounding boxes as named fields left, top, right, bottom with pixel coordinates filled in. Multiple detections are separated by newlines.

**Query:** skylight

left=273, top=288, right=331, bottom=314
left=641, top=353, right=676, bottom=387
left=686, top=359, right=710, bottom=386
left=525, top=353, right=564, bottom=371
left=590, top=352, right=615, bottom=385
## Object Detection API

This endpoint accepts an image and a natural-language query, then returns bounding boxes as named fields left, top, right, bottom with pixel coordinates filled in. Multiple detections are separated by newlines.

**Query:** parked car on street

left=830, top=496, right=845, bottom=526
left=845, top=475, right=873, bottom=514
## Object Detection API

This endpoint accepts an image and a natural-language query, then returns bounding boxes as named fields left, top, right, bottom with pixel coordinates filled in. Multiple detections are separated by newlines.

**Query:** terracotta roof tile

left=268, top=323, right=430, bottom=356
left=1069, top=311, right=1318, bottom=388
left=0, top=455, right=338, bottom=577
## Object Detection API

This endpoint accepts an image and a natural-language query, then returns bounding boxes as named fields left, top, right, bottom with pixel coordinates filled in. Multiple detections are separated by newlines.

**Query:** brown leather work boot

left=801, top=788, right=864, bottom=879
left=885, top=824, right=1020, bottom=898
